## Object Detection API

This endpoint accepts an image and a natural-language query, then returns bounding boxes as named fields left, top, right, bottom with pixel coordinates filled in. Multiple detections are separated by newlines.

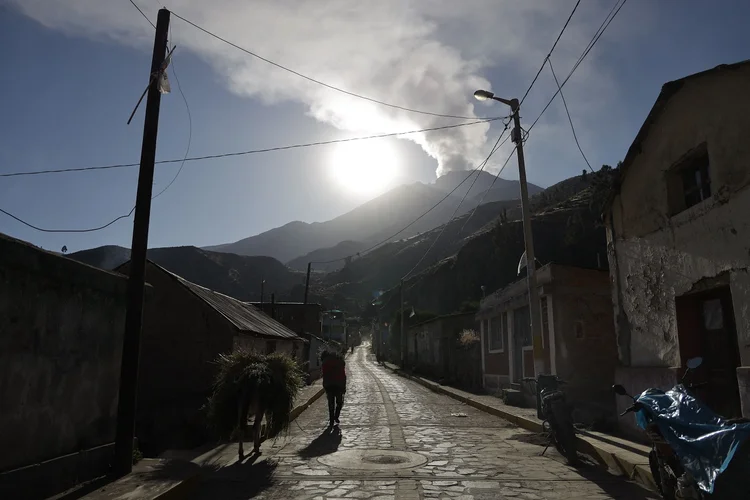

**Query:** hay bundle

left=206, top=349, right=304, bottom=439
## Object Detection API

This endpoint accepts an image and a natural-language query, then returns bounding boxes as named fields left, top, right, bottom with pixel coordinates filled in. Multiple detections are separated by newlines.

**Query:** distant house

left=322, top=309, right=347, bottom=344
left=605, top=60, right=750, bottom=435
left=477, top=263, right=618, bottom=427
left=115, top=260, right=306, bottom=455
left=0, top=233, right=129, bottom=499
left=250, top=301, right=332, bottom=380
left=405, top=312, right=481, bottom=390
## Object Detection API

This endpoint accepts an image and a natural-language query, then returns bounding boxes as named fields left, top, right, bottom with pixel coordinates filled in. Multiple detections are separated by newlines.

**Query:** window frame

left=488, top=313, right=505, bottom=353
left=666, top=143, right=711, bottom=216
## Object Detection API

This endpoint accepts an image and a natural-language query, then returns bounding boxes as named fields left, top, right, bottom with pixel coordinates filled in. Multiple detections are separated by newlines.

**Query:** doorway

left=513, top=305, right=530, bottom=382
left=675, top=285, right=741, bottom=418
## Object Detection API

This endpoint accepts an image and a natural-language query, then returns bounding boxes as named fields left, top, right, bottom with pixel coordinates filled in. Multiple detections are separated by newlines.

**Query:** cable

left=310, top=123, right=511, bottom=265
left=456, top=146, right=517, bottom=237
left=170, top=11, right=497, bottom=121
left=0, top=206, right=135, bottom=234
left=519, top=0, right=581, bottom=106
left=128, top=0, right=156, bottom=29
left=401, top=127, right=508, bottom=280
left=527, top=0, right=627, bottom=133
left=547, top=58, right=593, bottom=173
left=1, top=118, right=502, bottom=179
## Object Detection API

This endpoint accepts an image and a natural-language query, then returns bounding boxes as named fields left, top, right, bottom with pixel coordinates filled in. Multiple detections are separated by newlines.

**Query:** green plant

left=132, top=446, right=143, bottom=465
left=205, top=349, right=304, bottom=440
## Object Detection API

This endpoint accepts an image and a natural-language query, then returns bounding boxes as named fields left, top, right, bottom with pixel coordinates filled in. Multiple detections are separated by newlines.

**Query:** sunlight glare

left=329, top=141, right=399, bottom=196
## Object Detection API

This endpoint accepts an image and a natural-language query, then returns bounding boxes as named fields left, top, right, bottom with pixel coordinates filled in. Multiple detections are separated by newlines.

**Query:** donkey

left=236, top=385, right=265, bottom=459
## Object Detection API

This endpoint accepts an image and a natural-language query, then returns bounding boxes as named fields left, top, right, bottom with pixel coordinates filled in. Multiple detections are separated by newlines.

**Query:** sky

left=0, top=0, right=748, bottom=254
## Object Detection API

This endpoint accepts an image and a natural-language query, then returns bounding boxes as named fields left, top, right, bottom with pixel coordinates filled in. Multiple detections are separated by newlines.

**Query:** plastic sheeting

left=634, top=385, right=750, bottom=493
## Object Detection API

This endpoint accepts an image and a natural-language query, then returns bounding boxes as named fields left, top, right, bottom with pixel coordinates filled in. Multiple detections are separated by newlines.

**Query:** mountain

left=311, top=168, right=616, bottom=316
left=68, top=245, right=306, bottom=303
left=206, top=174, right=539, bottom=267
left=434, top=170, right=544, bottom=201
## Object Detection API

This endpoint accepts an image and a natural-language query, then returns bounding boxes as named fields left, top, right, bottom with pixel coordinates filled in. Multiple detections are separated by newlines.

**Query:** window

left=489, top=313, right=505, bottom=352
left=540, top=297, right=548, bottom=349
left=574, top=321, right=585, bottom=340
left=667, top=144, right=711, bottom=214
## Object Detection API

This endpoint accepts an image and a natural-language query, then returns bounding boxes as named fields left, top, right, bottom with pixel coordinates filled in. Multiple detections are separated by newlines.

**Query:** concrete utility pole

left=473, top=89, right=544, bottom=378
left=303, top=262, right=311, bottom=304
left=114, top=8, right=170, bottom=476
left=260, top=279, right=265, bottom=307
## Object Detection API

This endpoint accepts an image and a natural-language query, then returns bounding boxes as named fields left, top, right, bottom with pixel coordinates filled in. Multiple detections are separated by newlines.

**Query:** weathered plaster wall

left=610, top=65, right=750, bottom=368
left=0, top=235, right=128, bottom=472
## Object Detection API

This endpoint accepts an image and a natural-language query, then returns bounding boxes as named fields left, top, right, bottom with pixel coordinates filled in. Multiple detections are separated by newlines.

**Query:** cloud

left=10, top=0, right=636, bottom=177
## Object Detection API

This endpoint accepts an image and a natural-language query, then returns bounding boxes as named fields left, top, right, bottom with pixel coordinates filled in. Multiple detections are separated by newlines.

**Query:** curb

left=383, top=364, right=657, bottom=493
left=147, top=385, right=325, bottom=500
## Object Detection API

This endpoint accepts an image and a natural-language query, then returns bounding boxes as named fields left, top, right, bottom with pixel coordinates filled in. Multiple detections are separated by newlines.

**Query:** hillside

left=69, top=245, right=306, bottom=303
left=206, top=172, right=535, bottom=265
left=435, top=170, right=543, bottom=201
left=311, top=167, right=615, bottom=316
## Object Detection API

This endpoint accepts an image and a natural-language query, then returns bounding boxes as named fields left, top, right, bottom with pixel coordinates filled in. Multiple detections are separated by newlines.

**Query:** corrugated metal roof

left=157, top=265, right=303, bottom=341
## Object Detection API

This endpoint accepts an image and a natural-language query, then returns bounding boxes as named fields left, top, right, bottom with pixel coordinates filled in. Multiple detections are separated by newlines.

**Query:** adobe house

left=405, top=312, right=481, bottom=390
left=476, top=263, right=618, bottom=427
left=115, top=260, right=306, bottom=455
left=0, top=233, right=128, bottom=499
left=605, top=60, right=750, bottom=437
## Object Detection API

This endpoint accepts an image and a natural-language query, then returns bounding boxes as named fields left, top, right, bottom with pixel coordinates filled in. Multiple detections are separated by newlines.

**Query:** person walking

left=321, top=350, right=346, bottom=427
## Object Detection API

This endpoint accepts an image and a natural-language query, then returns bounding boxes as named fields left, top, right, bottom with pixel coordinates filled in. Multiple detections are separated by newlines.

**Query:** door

left=513, top=306, right=530, bottom=382
left=676, top=286, right=741, bottom=418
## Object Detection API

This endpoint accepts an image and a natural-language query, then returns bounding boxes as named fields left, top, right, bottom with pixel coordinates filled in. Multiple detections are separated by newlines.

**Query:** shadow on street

left=297, top=426, right=343, bottom=459
left=188, top=454, right=278, bottom=500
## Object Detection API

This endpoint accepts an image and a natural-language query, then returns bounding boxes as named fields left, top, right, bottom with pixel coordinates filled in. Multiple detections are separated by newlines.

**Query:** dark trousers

left=326, top=388, right=344, bottom=422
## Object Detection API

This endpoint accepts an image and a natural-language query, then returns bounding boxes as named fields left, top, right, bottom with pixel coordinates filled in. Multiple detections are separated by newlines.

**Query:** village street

left=188, top=347, right=657, bottom=500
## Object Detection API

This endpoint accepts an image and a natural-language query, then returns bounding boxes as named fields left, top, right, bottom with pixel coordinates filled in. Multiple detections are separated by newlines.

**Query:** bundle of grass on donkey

left=206, top=349, right=304, bottom=440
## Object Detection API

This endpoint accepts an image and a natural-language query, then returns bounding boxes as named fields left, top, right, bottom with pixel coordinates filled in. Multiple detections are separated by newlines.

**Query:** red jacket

left=322, top=357, right=346, bottom=390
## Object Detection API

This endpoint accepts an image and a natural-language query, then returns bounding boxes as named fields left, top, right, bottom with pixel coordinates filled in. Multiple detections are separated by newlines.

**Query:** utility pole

left=400, top=279, right=405, bottom=368
left=260, top=279, right=265, bottom=308
left=303, top=262, right=311, bottom=304
left=113, top=8, right=170, bottom=476
left=510, top=99, right=545, bottom=378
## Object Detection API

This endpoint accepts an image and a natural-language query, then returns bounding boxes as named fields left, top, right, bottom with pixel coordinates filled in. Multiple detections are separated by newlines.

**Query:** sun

left=329, top=141, right=399, bottom=196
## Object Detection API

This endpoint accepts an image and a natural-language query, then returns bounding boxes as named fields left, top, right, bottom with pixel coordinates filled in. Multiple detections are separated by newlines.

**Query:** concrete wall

left=608, top=65, right=750, bottom=429
left=0, top=235, right=127, bottom=488
left=549, top=267, right=618, bottom=429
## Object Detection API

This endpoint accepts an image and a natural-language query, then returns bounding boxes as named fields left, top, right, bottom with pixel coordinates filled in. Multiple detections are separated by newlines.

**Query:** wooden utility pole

left=303, top=262, right=311, bottom=304
left=113, top=8, right=170, bottom=476
left=400, top=279, right=405, bottom=367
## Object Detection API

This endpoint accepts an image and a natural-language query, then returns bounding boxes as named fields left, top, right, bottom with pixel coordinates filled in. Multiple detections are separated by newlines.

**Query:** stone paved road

left=189, top=347, right=658, bottom=500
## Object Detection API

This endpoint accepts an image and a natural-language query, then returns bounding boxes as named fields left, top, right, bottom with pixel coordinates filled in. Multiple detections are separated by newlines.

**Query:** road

left=189, top=347, right=657, bottom=499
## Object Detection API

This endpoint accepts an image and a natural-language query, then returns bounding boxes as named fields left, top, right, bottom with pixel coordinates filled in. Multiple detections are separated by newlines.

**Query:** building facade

left=477, top=264, right=618, bottom=427
left=606, top=61, right=750, bottom=436
left=115, top=260, right=305, bottom=455
left=0, top=234, right=128, bottom=499
left=322, top=309, right=347, bottom=344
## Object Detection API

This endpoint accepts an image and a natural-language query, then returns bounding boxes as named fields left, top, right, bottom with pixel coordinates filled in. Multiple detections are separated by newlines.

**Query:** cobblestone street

left=189, top=347, right=658, bottom=499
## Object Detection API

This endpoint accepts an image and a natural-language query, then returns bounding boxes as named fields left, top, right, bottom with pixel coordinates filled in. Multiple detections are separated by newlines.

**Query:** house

left=322, top=309, right=347, bottom=344
left=250, top=301, right=332, bottom=380
left=0, top=233, right=129, bottom=499
left=605, top=60, right=750, bottom=435
left=476, top=263, right=618, bottom=426
left=115, top=260, right=306, bottom=455
left=405, top=312, right=481, bottom=390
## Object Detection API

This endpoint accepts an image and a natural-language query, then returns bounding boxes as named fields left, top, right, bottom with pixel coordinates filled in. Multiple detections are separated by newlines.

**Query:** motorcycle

left=613, top=357, right=750, bottom=499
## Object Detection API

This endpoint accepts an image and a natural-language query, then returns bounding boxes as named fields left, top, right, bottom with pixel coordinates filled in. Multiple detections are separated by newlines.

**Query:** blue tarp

left=635, top=385, right=750, bottom=493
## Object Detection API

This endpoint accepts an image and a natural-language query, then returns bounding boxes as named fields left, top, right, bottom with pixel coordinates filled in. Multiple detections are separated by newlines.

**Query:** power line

left=401, top=127, right=508, bottom=280
left=527, top=0, right=627, bottom=133
left=1, top=118, right=502, bottom=179
left=547, top=58, right=593, bottom=173
left=310, top=124, right=511, bottom=265
left=128, top=0, right=156, bottom=29
left=519, top=0, right=581, bottom=106
left=456, top=146, right=517, bottom=237
left=0, top=206, right=136, bottom=234
left=169, top=11, right=498, bottom=121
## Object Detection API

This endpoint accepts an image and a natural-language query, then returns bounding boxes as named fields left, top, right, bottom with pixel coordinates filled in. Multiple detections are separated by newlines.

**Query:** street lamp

left=474, top=88, right=545, bottom=380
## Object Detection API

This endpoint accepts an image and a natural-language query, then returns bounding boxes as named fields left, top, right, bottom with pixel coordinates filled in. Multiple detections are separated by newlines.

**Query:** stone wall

left=0, top=234, right=127, bottom=491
